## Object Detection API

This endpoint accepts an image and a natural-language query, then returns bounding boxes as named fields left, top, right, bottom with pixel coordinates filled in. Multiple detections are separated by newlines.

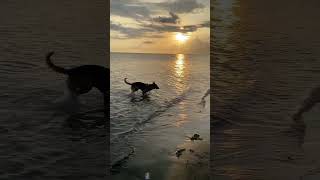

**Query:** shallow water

left=0, top=1, right=107, bottom=179
left=111, top=53, right=210, bottom=179
left=212, top=0, right=320, bottom=179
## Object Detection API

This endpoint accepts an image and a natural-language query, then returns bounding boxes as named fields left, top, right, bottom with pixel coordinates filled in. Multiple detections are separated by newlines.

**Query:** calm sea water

left=0, top=1, right=107, bottom=179
left=213, top=0, right=320, bottom=179
left=111, top=52, right=210, bottom=179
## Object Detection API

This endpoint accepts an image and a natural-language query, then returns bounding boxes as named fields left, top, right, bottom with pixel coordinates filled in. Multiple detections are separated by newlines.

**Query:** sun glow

left=175, top=33, right=189, bottom=43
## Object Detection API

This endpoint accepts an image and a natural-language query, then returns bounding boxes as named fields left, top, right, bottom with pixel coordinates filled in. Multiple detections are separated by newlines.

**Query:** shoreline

left=111, top=136, right=210, bottom=180
left=166, top=139, right=210, bottom=180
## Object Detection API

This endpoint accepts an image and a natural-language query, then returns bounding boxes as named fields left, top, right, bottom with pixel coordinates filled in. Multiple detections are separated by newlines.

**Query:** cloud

left=111, top=21, right=165, bottom=39
left=158, top=0, right=205, bottom=14
left=111, top=0, right=206, bottom=21
left=142, top=23, right=206, bottom=34
left=110, top=0, right=208, bottom=40
left=153, top=12, right=180, bottom=24
left=111, top=0, right=151, bottom=21
left=111, top=20, right=208, bottom=39
left=199, top=21, right=210, bottom=28
left=110, top=22, right=147, bottom=39
left=143, top=41, right=154, bottom=44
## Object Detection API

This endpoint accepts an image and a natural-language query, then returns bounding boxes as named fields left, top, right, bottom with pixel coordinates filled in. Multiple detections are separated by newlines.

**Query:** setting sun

left=175, top=33, right=189, bottom=43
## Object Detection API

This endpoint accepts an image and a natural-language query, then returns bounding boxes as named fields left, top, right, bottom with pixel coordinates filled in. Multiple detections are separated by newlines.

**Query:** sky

left=110, top=0, right=210, bottom=54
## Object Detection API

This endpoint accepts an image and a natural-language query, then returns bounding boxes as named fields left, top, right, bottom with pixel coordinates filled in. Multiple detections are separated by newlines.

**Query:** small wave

left=111, top=146, right=135, bottom=174
left=0, top=67, right=25, bottom=73
left=10, top=88, right=58, bottom=104
left=0, top=60, right=37, bottom=68
left=0, top=61, right=38, bottom=73
left=114, top=90, right=189, bottom=138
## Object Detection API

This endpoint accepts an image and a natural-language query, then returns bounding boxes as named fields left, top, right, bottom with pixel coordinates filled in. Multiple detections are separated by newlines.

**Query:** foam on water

left=52, top=83, right=81, bottom=113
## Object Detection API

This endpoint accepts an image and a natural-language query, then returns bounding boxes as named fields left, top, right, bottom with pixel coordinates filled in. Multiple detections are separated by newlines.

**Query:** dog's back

left=68, top=65, right=109, bottom=93
left=46, top=52, right=109, bottom=95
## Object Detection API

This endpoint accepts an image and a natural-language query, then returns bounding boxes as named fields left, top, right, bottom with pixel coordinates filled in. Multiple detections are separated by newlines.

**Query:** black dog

left=46, top=51, right=109, bottom=110
left=124, top=78, right=159, bottom=96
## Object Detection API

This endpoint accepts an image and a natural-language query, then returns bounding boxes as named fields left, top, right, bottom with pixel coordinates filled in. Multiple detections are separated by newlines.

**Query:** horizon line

left=110, top=51, right=210, bottom=56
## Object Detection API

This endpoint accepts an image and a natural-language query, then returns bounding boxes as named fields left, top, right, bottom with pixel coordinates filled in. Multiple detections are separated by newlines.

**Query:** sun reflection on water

left=175, top=54, right=185, bottom=78
left=171, top=54, right=189, bottom=127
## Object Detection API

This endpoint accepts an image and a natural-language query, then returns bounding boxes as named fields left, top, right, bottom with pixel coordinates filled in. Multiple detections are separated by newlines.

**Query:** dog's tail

left=124, top=78, right=132, bottom=85
left=46, top=51, right=69, bottom=75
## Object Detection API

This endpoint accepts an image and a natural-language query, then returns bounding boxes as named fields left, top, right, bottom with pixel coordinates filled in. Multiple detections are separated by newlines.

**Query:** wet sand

left=166, top=140, right=210, bottom=180
left=212, top=0, right=320, bottom=179
left=111, top=135, right=210, bottom=180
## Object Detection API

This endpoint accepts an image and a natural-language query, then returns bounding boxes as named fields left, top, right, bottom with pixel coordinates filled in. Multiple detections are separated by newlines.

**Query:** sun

left=175, top=33, right=189, bottom=43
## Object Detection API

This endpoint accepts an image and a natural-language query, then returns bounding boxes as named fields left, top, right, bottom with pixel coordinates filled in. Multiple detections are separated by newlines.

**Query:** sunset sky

left=111, top=0, right=210, bottom=54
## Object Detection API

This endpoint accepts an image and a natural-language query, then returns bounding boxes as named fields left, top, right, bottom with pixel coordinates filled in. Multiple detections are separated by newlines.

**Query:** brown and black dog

left=124, top=78, right=159, bottom=96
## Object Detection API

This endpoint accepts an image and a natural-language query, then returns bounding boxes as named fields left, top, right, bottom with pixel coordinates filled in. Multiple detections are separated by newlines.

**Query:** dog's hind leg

left=131, top=86, right=138, bottom=95
left=142, top=90, right=147, bottom=96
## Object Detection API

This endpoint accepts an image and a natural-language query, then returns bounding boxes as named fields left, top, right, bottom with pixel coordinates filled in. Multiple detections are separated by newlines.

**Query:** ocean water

left=111, top=53, right=210, bottom=179
left=212, top=0, right=320, bottom=179
left=0, top=1, right=107, bottom=179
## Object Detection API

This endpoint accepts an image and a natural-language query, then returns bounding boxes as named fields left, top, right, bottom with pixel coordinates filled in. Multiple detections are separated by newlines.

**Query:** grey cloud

left=111, top=21, right=208, bottom=39
left=143, top=41, right=154, bottom=44
left=111, top=21, right=165, bottom=39
left=111, top=0, right=206, bottom=21
left=158, top=0, right=205, bottom=14
left=199, top=21, right=210, bottom=28
left=111, top=0, right=151, bottom=20
left=111, top=22, right=147, bottom=39
left=153, top=12, right=180, bottom=24
left=142, top=23, right=205, bottom=34
left=180, top=25, right=198, bottom=33
left=111, top=12, right=208, bottom=40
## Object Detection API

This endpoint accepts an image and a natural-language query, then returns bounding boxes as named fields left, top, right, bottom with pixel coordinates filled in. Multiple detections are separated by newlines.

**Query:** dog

left=124, top=78, right=159, bottom=96
left=46, top=51, right=109, bottom=111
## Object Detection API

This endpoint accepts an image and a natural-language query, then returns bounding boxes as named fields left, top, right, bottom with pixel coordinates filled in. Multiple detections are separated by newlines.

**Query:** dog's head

left=152, top=82, right=159, bottom=89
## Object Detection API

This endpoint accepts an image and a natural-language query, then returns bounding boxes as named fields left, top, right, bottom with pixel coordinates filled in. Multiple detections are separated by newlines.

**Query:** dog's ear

left=153, top=81, right=155, bottom=84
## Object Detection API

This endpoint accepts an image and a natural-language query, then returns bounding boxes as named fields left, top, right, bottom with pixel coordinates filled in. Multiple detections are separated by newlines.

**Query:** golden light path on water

left=175, top=53, right=185, bottom=78
left=173, top=53, right=188, bottom=127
